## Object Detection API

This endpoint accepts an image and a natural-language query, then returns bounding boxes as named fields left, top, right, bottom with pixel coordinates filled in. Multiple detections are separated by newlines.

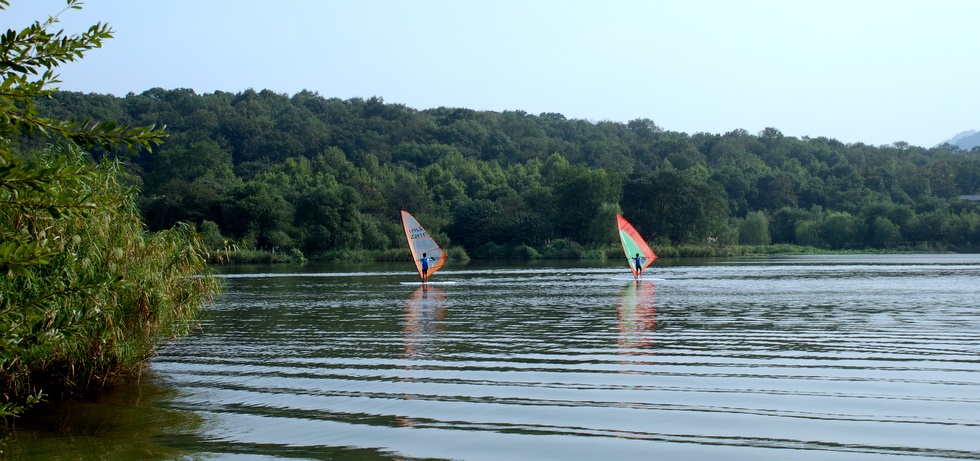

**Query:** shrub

left=1, top=149, right=218, bottom=413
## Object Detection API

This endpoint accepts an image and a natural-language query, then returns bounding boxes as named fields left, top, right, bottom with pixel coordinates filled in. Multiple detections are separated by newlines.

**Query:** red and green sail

left=617, top=214, right=657, bottom=277
left=401, top=210, right=446, bottom=280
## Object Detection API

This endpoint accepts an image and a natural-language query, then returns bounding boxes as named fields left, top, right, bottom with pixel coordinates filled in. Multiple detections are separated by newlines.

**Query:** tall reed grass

left=1, top=148, right=219, bottom=418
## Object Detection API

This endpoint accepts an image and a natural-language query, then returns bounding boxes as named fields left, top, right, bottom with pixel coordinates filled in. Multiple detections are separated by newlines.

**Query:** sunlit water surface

left=10, top=255, right=980, bottom=460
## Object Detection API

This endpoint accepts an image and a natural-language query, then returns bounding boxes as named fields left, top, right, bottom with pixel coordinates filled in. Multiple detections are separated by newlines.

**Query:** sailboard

left=401, top=210, right=447, bottom=282
left=398, top=281, right=457, bottom=286
left=617, top=214, right=657, bottom=278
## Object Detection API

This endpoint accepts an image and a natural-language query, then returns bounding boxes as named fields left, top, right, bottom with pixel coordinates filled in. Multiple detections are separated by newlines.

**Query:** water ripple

left=151, top=256, right=980, bottom=460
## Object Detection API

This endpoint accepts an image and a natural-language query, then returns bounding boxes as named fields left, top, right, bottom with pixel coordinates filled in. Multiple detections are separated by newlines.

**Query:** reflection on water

left=617, top=281, right=657, bottom=351
left=403, top=286, right=447, bottom=359
left=7, top=255, right=980, bottom=460
left=5, top=375, right=201, bottom=460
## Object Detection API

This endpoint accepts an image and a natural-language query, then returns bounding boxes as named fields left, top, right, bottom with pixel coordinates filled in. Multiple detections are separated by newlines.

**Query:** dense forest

left=27, top=88, right=980, bottom=260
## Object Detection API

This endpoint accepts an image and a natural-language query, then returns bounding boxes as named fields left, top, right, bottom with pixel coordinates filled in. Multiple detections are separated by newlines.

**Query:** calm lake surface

left=9, top=254, right=980, bottom=460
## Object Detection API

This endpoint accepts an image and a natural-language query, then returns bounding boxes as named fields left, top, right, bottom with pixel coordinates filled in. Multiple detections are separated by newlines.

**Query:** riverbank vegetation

left=24, top=89, right=979, bottom=262
left=2, top=1, right=218, bottom=423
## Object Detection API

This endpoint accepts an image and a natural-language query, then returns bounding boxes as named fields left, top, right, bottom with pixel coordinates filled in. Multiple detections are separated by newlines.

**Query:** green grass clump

left=1, top=150, right=219, bottom=418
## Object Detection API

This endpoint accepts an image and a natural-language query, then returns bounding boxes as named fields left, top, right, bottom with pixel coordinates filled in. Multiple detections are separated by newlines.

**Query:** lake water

left=8, top=255, right=980, bottom=460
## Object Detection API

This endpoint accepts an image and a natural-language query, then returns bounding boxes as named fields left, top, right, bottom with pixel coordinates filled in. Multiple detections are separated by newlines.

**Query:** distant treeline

left=29, top=88, right=980, bottom=259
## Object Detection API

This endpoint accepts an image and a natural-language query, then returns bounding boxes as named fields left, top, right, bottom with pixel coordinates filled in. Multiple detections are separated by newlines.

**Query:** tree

left=738, top=211, right=771, bottom=245
left=1, top=1, right=215, bottom=420
left=144, top=140, right=235, bottom=190
left=820, top=212, right=863, bottom=249
left=771, top=207, right=811, bottom=244
left=223, top=180, right=294, bottom=249
left=757, top=173, right=799, bottom=210
left=623, top=169, right=730, bottom=244
left=869, top=216, right=901, bottom=247
left=549, top=164, right=618, bottom=242
left=448, top=199, right=504, bottom=248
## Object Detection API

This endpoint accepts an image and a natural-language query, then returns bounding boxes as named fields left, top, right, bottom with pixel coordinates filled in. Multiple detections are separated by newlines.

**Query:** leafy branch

left=1, top=1, right=215, bottom=424
left=0, top=0, right=167, bottom=154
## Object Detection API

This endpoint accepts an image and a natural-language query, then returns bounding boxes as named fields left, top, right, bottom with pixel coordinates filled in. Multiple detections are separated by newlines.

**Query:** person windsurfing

left=634, top=253, right=645, bottom=279
left=420, top=252, right=430, bottom=283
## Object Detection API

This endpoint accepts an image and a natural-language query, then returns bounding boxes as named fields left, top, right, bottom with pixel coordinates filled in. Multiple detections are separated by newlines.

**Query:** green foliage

left=0, top=1, right=165, bottom=155
left=1, top=147, right=218, bottom=414
left=471, top=242, right=542, bottom=260
left=1, top=1, right=215, bottom=423
left=8, top=39, right=980, bottom=261
left=445, top=246, right=471, bottom=262
left=821, top=212, right=864, bottom=249
left=795, top=220, right=823, bottom=248
left=738, top=211, right=772, bottom=245
left=869, top=216, right=902, bottom=247
left=540, top=239, right=586, bottom=259
left=623, top=169, right=730, bottom=245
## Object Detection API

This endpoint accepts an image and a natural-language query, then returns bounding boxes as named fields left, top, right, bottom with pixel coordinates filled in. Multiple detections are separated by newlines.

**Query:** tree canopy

left=21, top=87, right=979, bottom=258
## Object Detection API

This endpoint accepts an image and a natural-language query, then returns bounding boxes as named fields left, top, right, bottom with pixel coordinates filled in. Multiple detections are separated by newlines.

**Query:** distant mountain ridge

left=942, top=130, right=980, bottom=151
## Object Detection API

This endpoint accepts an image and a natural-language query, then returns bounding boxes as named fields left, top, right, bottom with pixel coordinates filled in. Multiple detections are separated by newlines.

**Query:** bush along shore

left=1, top=148, right=220, bottom=423
left=2, top=0, right=219, bottom=431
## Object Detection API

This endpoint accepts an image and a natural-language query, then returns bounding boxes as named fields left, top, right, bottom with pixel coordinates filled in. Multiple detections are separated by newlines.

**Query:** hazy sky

left=6, top=0, right=978, bottom=148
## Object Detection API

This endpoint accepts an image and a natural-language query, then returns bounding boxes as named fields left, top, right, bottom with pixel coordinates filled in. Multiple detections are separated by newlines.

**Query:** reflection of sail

left=617, top=281, right=657, bottom=351
left=402, top=286, right=447, bottom=359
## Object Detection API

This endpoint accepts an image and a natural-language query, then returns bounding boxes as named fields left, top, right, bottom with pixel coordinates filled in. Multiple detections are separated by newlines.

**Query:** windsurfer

left=617, top=214, right=656, bottom=280
left=402, top=210, right=445, bottom=284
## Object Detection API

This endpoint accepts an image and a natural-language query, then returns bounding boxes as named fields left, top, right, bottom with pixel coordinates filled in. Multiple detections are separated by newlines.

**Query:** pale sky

left=6, top=0, right=978, bottom=148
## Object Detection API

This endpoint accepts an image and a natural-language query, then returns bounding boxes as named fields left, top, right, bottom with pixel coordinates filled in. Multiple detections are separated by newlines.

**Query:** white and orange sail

left=401, top=210, right=446, bottom=281
left=617, top=214, right=657, bottom=278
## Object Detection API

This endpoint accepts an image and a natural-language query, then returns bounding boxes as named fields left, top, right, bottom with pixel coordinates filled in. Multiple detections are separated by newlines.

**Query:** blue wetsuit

left=420, top=254, right=430, bottom=282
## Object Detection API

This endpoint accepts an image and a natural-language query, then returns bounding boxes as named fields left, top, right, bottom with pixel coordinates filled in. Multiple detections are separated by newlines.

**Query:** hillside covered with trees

left=28, top=88, right=980, bottom=260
